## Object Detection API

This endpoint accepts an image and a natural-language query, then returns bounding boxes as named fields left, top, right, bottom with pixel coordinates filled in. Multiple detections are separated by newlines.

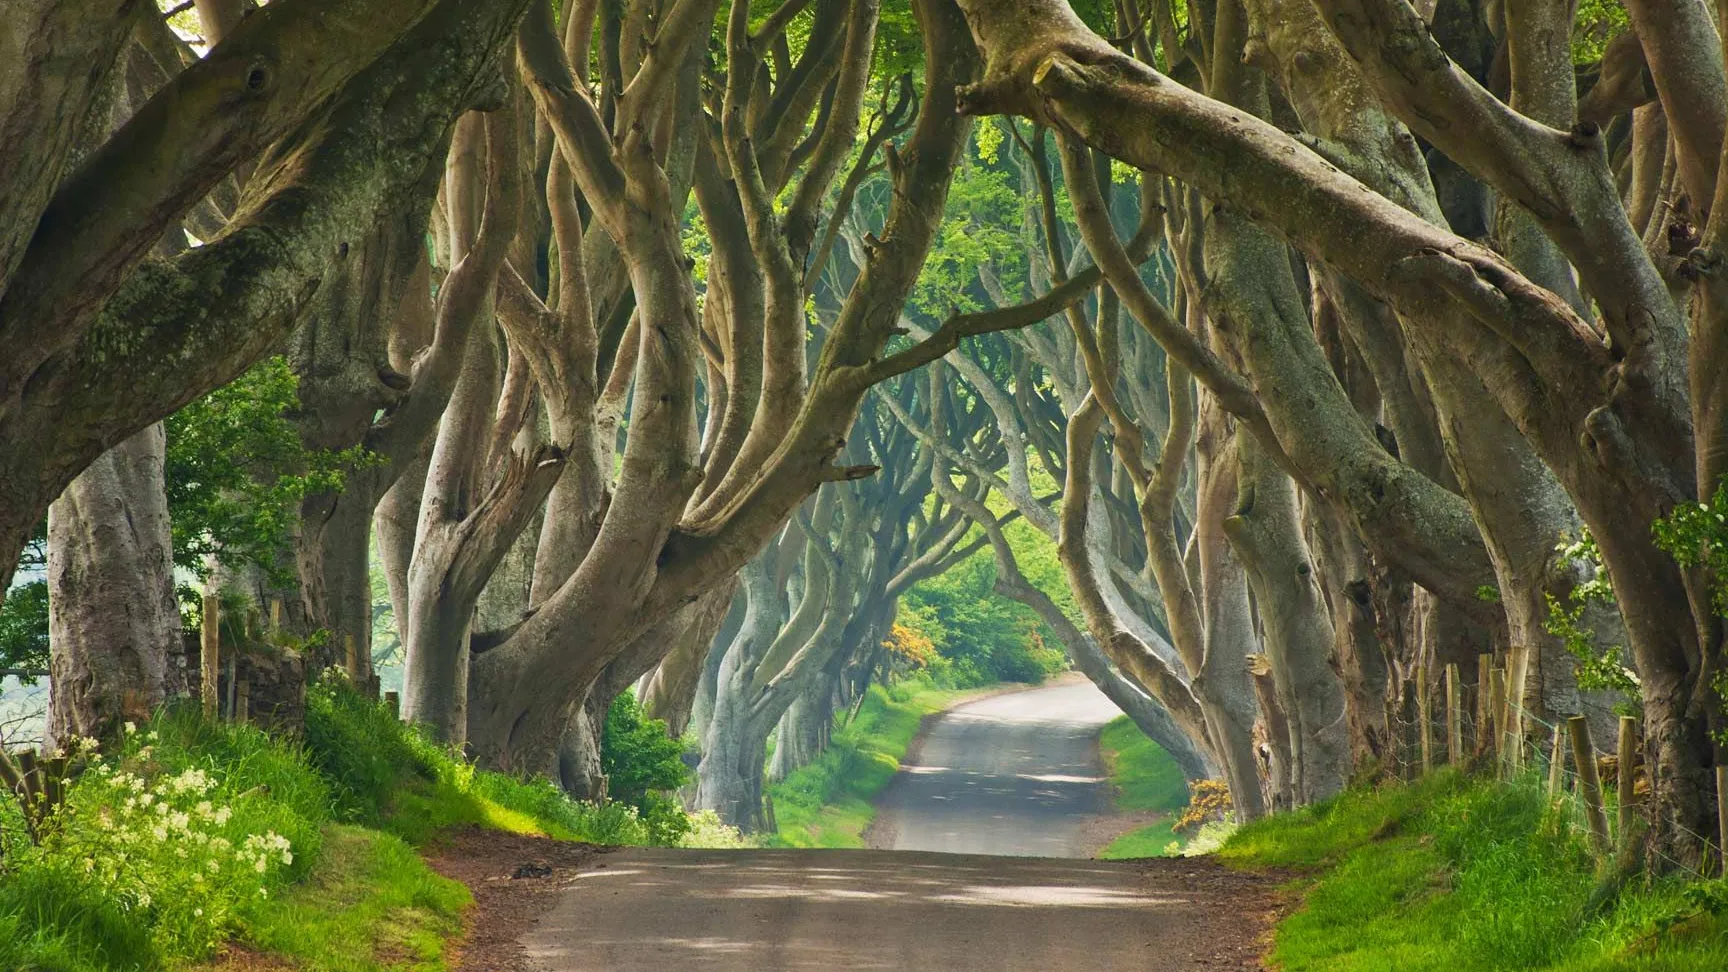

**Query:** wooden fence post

left=223, top=654, right=237, bottom=721
left=1475, top=653, right=1493, bottom=753
left=1489, top=669, right=1507, bottom=776
left=1417, top=662, right=1432, bottom=774
left=1445, top=663, right=1462, bottom=767
left=200, top=592, right=221, bottom=719
left=1547, top=724, right=1565, bottom=800
left=1616, top=716, right=1638, bottom=846
left=235, top=679, right=250, bottom=725
left=1717, top=765, right=1728, bottom=877
left=1383, top=696, right=1401, bottom=776
left=1569, top=716, right=1610, bottom=855
left=1506, top=669, right=1525, bottom=774
left=384, top=691, right=400, bottom=720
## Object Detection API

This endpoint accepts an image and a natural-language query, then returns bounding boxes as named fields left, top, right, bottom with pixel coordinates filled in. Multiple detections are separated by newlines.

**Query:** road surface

left=517, top=846, right=1269, bottom=971
left=474, top=679, right=1271, bottom=971
left=868, top=677, right=1122, bottom=857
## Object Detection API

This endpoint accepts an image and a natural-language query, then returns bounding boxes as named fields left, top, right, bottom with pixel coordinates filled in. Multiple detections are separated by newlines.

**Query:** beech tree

left=385, top=0, right=996, bottom=787
left=693, top=390, right=987, bottom=827
left=946, top=0, right=1727, bottom=865
left=6, top=0, right=539, bottom=738
left=16, top=0, right=1728, bottom=875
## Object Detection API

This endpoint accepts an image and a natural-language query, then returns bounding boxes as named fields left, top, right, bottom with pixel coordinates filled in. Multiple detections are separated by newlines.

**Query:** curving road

left=866, top=677, right=1121, bottom=857
left=495, top=679, right=1272, bottom=971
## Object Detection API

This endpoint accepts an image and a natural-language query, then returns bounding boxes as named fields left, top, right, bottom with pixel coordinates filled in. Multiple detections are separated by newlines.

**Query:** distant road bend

left=868, top=677, right=1119, bottom=857
left=484, top=679, right=1274, bottom=971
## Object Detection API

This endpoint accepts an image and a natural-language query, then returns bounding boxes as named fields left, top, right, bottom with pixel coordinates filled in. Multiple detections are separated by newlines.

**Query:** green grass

left=1095, top=715, right=1190, bottom=859
left=1219, top=769, right=1728, bottom=971
left=0, top=678, right=681, bottom=971
left=766, top=677, right=971, bottom=848
left=236, top=825, right=470, bottom=971
left=304, top=677, right=668, bottom=849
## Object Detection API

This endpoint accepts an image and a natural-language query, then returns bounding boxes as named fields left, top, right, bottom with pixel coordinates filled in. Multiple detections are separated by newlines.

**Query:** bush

left=0, top=716, right=329, bottom=968
left=600, top=690, right=689, bottom=809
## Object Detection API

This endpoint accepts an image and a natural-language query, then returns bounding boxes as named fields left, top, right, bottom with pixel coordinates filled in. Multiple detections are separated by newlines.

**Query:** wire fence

left=1375, top=658, right=1724, bottom=882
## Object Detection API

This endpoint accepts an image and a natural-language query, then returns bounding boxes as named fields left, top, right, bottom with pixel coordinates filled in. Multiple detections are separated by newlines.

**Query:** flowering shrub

left=1172, top=779, right=1233, bottom=835
left=0, top=716, right=330, bottom=966
left=42, top=757, right=291, bottom=954
left=680, top=809, right=753, bottom=849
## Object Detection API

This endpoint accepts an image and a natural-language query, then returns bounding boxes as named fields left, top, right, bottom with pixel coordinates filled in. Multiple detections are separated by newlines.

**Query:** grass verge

left=231, top=825, right=469, bottom=971
left=1095, top=716, right=1191, bottom=859
left=1218, top=769, right=1728, bottom=970
left=765, top=677, right=974, bottom=848
left=0, top=678, right=694, bottom=971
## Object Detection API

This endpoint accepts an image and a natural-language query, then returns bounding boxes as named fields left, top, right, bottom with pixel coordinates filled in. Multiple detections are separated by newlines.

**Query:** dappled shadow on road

left=524, top=848, right=1274, bottom=971
left=867, top=679, right=1124, bottom=858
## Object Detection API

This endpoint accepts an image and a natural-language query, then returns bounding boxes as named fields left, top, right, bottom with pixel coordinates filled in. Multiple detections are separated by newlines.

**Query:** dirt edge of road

left=1133, top=855, right=1291, bottom=969
left=428, top=827, right=608, bottom=972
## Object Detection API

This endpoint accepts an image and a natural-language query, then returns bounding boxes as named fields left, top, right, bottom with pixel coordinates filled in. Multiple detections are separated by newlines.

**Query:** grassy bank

left=1095, top=716, right=1192, bottom=859
left=1219, top=770, right=1728, bottom=970
left=0, top=680, right=704, bottom=972
left=765, top=677, right=972, bottom=848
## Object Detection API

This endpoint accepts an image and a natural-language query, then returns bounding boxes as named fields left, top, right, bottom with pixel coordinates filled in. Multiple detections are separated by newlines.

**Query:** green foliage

left=1220, top=771, right=1728, bottom=970
left=974, top=117, right=1007, bottom=166
left=1655, top=480, right=1728, bottom=744
left=303, top=676, right=445, bottom=827
left=0, top=579, right=50, bottom=678
left=1573, top=0, right=1629, bottom=63
left=303, top=676, right=688, bottom=849
left=0, top=714, right=333, bottom=969
left=1653, top=479, right=1728, bottom=618
left=767, top=676, right=965, bottom=848
left=601, top=690, right=690, bottom=807
left=1543, top=530, right=1640, bottom=705
left=910, top=161, right=1025, bottom=317
left=369, top=555, right=401, bottom=671
left=600, top=690, right=692, bottom=845
left=165, top=357, right=379, bottom=583
left=898, top=552, right=1067, bottom=687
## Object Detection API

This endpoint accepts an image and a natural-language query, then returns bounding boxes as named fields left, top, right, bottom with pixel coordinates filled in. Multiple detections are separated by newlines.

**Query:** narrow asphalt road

left=518, top=847, right=1270, bottom=971
left=490, top=679, right=1272, bottom=971
left=869, top=676, right=1121, bottom=857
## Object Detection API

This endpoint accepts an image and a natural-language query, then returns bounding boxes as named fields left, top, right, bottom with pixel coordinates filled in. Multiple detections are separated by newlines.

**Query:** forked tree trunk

left=1226, top=438, right=1351, bottom=803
